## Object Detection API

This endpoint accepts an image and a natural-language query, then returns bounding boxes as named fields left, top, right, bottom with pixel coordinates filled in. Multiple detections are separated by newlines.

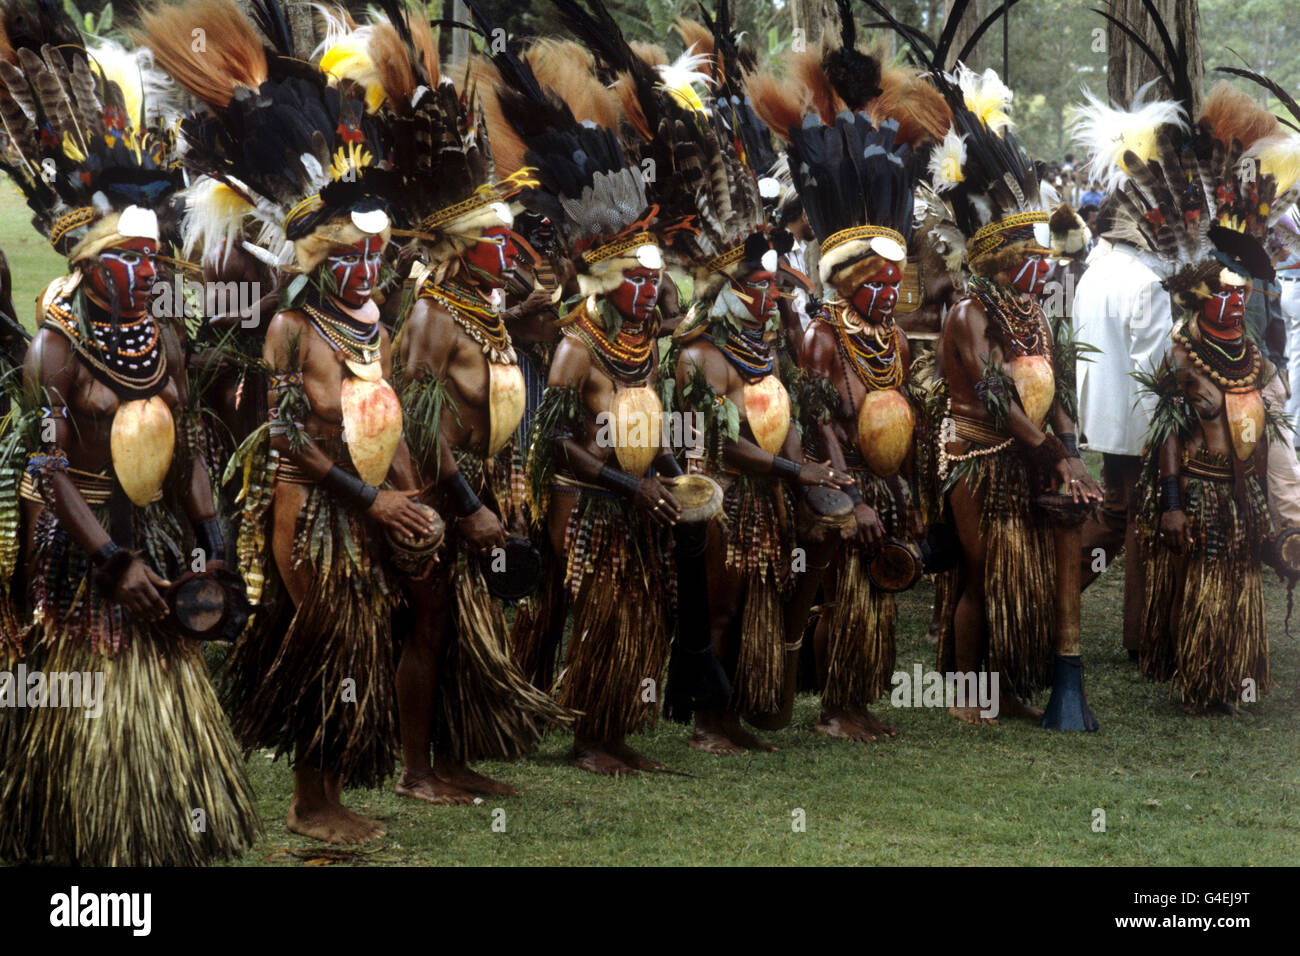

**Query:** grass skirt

left=1137, top=468, right=1270, bottom=707
left=822, top=472, right=898, bottom=712
left=434, top=554, right=573, bottom=760
left=553, top=493, right=672, bottom=740
left=937, top=447, right=1056, bottom=699
left=718, top=475, right=792, bottom=716
left=0, top=505, right=259, bottom=865
left=224, top=479, right=399, bottom=788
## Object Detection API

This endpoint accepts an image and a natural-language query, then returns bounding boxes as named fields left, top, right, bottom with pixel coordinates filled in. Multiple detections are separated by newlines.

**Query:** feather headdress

left=471, top=0, right=654, bottom=297
left=862, top=0, right=1044, bottom=278
left=750, top=1, right=917, bottom=297
left=138, top=0, right=392, bottom=273
left=0, top=2, right=179, bottom=261
left=321, top=0, right=510, bottom=268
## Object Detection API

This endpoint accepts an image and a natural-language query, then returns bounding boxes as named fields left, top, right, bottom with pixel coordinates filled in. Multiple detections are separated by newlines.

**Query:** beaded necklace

left=44, top=296, right=167, bottom=397
left=833, top=306, right=903, bottom=391
left=705, top=324, right=774, bottom=384
left=968, top=276, right=1045, bottom=357
left=573, top=306, right=655, bottom=384
left=303, top=302, right=381, bottom=366
left=420, top=279, right=515, bottom=364
left=1174, top=323, right=1259, bottom=389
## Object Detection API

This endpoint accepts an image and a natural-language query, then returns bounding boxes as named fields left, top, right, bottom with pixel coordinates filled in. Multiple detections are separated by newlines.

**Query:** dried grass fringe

left=224, top=483, right=398, bottom=788
left=722, top=476, right=791, bottom=715
left=435, top=559, right=574, bottom=761
left=1138, top=472, right=1271, bottom=706
left=0, top=632, right=260, bottom=865
left=937, top=448, right=1055, bottom=698
left=555, top=496, right=671, bottom=740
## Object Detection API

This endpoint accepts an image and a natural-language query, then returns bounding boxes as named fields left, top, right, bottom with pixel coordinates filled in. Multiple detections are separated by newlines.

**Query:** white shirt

left=1072, top=241, right=1172, bottom=456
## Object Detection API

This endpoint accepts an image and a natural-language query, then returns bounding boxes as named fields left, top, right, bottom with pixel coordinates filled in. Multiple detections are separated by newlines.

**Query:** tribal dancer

left=919, top=62, right=1102, bottom=723
left=496, top=2, right=686, bottom=775
left=667, top=6, right=852, bottom=754
left=753, top=11, right=949, bottom=741
left=0, top=19, right=259, bottom=864
left=322, top=3, right=571, bottom=804
left=141, top=0, right=439, bottom=843
left=1084, top=65, right=1299, bottom=714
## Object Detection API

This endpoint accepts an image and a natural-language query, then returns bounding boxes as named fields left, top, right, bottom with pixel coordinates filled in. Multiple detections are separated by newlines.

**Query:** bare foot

left=434, top=758, right=520, bottom=797
left=815, top=714, right=879, bottom=742
left=607, top=739, right=670, bottom=772
left=854, top=709, right=898, bottom=738
left=724, top=723, right=778, bottom=752
left=689, top=730, right=744, bottom=756
left=947, top=705, right=998, bottom=726
left=287, top=798, right=386, bottom=844
left=395, top=770, right=480, bottom=805
left=1001, top=695, right=1044, bottom=721
left=923, top=626, right=940, bottom=646
left=569, top=743, right=635, bottom=777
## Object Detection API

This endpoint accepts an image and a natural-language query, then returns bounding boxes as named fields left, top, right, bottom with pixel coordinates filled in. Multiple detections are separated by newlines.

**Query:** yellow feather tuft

left=1250, top=133, right=1300, bottom=197
left=319, top=32, right=386, bottom=112
left=956, top=65, right=1012, bottom=135
left=928, top=129, right=967, bottom=192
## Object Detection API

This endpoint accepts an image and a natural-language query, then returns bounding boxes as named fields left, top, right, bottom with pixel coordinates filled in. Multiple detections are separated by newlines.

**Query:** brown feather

left=472, top=56, right=526, bottom=178
left=368, top=20, right=416, bottom=107
left=132, top=0, right=267, bottom=109
left=871, top=66, right=951, bottom=147
left=613, top=73, right=652, bottom=141
left=1200, top=80, right=1279, bottom=151
left=673, top=18, right=714, bottom=62
left=795, top=48, right=839, bottom=126
left=629, top=42, right=667, bottom=69
left=405, top=8, right=438, bottom=87
left=525, top=39, right=620, bottom=129
left=745, top=68, right=806, bottom=144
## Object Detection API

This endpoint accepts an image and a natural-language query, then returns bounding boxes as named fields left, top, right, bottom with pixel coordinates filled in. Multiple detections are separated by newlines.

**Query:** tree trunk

left=791, top=0, right=841, bottom=49
left=1106, top=0, right=1203, bottom=112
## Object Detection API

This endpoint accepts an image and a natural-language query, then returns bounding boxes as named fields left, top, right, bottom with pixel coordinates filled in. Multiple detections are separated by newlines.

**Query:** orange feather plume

left=745, top=68, right=807, bottom=143
left=794, top=48, right=840, bottom=126
left=872, top=66, right=952, bottom=147
left=1200, top=80, right=1279, bottom=150
left=133, top=0, right=267, bottom=110
left=525, top=38, right=620, bottom=129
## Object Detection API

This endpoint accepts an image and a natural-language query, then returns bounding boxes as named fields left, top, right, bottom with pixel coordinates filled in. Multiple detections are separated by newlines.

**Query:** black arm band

left=1159, top=476, right=1182, bottom=512
left=446, top=469, right=483, bottom=518
left=1060, top=433, right=1081, bottom=459
left=770, top=456, right=802, bottom=481
left=654, top=451, right=684, bottom=478
left=598, top=465, right=641, bottom=498
left=322, top=465, right=378, bottom=512
left=194, top=517, right=224, bottom=558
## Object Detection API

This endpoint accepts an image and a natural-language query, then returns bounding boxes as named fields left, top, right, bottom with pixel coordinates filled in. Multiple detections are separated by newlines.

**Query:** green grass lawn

left=2, top=181, right=67, bottom=334
left=4, top=184, right=1296, bottom=867
left=229, top=558, right=1300, bottom=866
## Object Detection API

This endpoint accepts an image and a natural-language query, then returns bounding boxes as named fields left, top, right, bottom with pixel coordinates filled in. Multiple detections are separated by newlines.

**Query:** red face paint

left=1201, top=284, right=1248, bottom=337
left=463, top=225, right=519, bottom=287
left=1010, top=254, right=1050, bottom=296
left=849, top=260, right=902, bottom=324
left=737, top=269, right=778, bottom=322
left=86, top=237, right=157, bottom=315
left=610, top=266, right=662, bottom=322
left=327, top=235, right=385, bottom=308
